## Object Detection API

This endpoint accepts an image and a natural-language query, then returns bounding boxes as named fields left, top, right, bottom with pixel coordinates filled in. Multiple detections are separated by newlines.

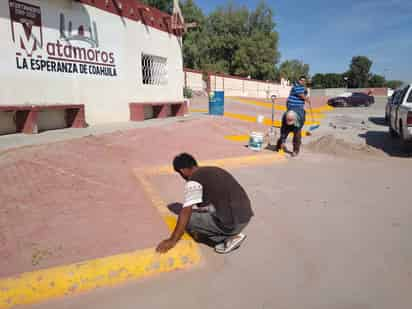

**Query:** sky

left=195, top=0, right=412, bottom=82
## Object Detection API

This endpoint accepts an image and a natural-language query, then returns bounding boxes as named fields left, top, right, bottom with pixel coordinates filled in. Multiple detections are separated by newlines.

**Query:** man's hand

left=156, top=238, right=178, bottom=254
left=155, top=207, right=193, bottom=254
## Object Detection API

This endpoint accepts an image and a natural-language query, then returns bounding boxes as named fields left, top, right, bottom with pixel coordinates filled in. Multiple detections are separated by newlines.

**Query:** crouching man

left=276, top=110, right=304, bottom=157
left=156, top=153, right=253, bottom=254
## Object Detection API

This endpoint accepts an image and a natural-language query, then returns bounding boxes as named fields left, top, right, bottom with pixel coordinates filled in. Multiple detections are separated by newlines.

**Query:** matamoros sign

left=9, top=0, right=118, bottom=77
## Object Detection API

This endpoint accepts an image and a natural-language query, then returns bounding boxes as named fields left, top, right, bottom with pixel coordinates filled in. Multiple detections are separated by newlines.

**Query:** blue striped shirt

left=287, top=83, right=305, bottom=109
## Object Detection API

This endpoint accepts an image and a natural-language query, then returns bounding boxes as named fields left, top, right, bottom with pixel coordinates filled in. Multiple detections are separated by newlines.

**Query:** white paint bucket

left=248, top=132, right=264, bottom=151
left=256, top=115, right=265, bottom=124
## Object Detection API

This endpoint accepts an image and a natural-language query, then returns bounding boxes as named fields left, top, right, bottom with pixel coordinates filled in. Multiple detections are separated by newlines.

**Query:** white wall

left=0, top=0, right=184, bottom=126
left=209, top=75, right=291, bottom=98
left=184, top=70, right=291, bottom=98
left=185, top=71, right=204, bottom=91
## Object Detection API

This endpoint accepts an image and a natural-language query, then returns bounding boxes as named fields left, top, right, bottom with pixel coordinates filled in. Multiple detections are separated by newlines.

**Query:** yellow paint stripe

left=191, top=108, right=323, bottom=120
left=0, top=178, right=201, bottom=309
left=228, top=97, right=334, bottom=113
left=134, top=173, right=195, bottom=242
left=1, top=152, right=288, bottom=308
left=224, top=130, right=310, bottom=144
left=225, top=135, right=250, bottom=142
left=224, top=112, right=318, bottom=127
left=311, top=113, right=326, bottom=119
left=189, top=109, right=208, bottom=113
left=144, top=153, right=286, bottom=176
left=230, top=97, right=287, bottom=111
left=0, top=241, right=199, bottom=309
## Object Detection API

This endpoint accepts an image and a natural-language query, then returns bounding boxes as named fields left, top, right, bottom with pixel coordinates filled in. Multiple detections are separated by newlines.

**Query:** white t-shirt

left=183, top=181, right=203, bottom=208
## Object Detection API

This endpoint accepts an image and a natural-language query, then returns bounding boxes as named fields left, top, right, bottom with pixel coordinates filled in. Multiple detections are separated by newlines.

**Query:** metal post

left=269, top=94, right=277, bottom=145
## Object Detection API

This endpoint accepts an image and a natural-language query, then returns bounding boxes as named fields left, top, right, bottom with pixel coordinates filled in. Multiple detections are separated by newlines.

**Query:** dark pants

left=276, top=111, right=305, bottom=153
left=186, top=212, right=249, bottom=245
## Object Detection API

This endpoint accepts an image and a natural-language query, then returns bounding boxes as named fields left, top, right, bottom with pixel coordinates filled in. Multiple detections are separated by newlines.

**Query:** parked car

left=385, top=89, right=401, bottom=121
left=328, top=92, right=375, bottom=107
left=388, top=84, right=412, bottom=150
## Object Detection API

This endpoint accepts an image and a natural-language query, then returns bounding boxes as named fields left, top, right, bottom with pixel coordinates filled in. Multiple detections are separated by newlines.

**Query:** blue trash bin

left=209, top=91, right=225, bottom=116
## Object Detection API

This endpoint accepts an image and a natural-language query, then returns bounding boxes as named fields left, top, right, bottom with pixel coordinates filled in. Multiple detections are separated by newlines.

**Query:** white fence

left=310, top=88, right=389, bottom=97
left=184, top=70, right=291, bottom=98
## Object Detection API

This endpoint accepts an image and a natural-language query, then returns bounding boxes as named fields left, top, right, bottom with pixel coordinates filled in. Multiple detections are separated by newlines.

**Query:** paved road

left=27, top=98, right=412, bottom=309
left=304, top=97, right=411, bottom=157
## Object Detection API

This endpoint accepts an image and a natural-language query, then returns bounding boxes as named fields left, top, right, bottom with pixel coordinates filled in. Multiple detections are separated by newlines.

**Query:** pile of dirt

left=328, top=115, right=370, bottom=131
left=306, top=134, right=383, bottom=158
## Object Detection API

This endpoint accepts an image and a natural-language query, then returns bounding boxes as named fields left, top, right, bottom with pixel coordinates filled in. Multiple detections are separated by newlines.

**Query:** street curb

left=0, top=170, right=201, bottom=309
left=0, top=240, right=200, bottom=309
left=0, top=154, right=285, bottom=309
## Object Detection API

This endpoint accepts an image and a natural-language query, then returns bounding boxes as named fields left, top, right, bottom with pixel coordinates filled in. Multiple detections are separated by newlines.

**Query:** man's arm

left=156, top=206, right=193, bottom=253
left=298, top=93, right=310, bottom=104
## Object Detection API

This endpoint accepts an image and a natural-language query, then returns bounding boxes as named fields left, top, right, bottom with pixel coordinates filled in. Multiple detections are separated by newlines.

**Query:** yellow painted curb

left=144, top=153, right=286, bottom=176
left=0, top=240, right=200, bottom=309
left=224, top=131, right=310, bottom=143
left=228, top=97, right=286, bottom=111
left=192, top=108, right=324, bottom=120
left=225, top=135, right=250, bottom=142
left=228, top=97, right=334, bottom=113
left=224, top=112, right=318, bottom=128
left=0, top=175, right=201, bottom=309
left=0, top=153, right=287, bottom=308
left=189, top=109, right=208, bottom=113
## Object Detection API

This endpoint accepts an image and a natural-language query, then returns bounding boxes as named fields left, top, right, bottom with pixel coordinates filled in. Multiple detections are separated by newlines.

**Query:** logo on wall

left=9, top=0, right=118, bottom=77
left=59, top=13, right=99, bottom=48
left=9, top=0, right=43, bottom=57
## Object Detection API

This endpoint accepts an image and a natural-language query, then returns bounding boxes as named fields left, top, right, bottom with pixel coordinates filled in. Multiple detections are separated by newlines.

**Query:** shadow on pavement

left=359, top=131, right=412, bottom=158
left=167, top=203, right=183, bottom=215
left=265, top=144, right=278, bottom=152
left=368, top=117, right=387, bottom=126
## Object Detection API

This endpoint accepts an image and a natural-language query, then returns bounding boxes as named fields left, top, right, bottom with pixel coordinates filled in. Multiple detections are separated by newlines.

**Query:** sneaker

left=291, top=151, right=299, bottom=157
left=215, top=234, right=247, bottom=254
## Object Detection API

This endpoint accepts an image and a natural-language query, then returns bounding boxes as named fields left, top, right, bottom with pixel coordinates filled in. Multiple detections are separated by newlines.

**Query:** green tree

left=203, top=3, right=250, bottom=74
left=324, top=73, right=345, bottom=88
left=140, top=0, right=172, bottom=13
left=232, top=1, right=280, bottom=80
left=144, top=0, right=281, bottom=80
left=193, top=1, right=279, bottom=80
left=347, top=56, right=372, bottom=88
left=369, top=74, right=386, bottom=87
left=312, top=73, right=346, bottom=89
left=311, top=73, right=325, bottom=89
left=385, top=80, right=404, bottom=89
left=278, top=60, right=309, bottom=83
left=180, top=0, right=207, bottom=69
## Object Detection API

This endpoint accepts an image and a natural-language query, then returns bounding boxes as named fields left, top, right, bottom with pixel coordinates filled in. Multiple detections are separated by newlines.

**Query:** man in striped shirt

left=276, top=76, right=310, bottom=156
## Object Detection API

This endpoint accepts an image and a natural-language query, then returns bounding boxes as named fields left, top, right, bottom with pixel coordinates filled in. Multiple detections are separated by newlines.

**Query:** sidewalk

left=0, top=115, right=284, bottom=308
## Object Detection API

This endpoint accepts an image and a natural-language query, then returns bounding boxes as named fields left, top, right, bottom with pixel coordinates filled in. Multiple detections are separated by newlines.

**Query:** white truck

left=388, top=84, right=412, bottom=151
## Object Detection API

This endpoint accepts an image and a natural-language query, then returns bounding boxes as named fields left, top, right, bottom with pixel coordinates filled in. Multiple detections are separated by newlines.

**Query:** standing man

left=276, top=75, right=310, bottom=156
left=156, top=153, right=253, bottom=254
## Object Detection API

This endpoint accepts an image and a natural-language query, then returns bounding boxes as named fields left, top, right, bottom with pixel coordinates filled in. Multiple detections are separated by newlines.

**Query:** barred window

left=141, top=54, right=168, bottom=86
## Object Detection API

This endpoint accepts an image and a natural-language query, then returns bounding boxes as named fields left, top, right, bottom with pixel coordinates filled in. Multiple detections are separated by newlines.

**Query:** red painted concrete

left=77, top=0, right=183, bottom=36
left=0, top=105, right=87, bottom=135
left=129, top=104, right=145, bottom=121
left=0, top=116, right=268, bottom=278
left=130, top=102, right=187, bottom=121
